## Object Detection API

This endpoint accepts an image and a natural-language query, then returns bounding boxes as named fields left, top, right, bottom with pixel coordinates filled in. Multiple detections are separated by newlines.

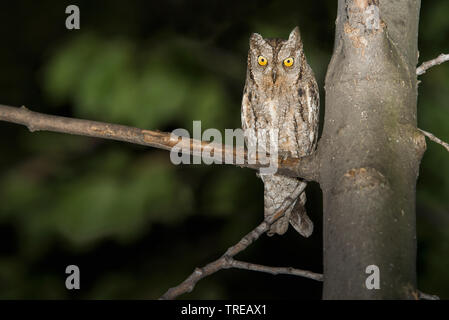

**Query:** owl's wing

left=308, top=77, right=320, bottom=149
left=295, top=77, right=320, bottom=155
left=241, top=84, right=255, bottom=131
left=241, top=84, right=258, bottom=153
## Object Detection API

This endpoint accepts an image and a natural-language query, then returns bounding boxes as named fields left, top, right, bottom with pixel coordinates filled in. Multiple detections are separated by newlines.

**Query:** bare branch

left=160, top=248, right=322, bottom=300
left=416, top=53, right=449, bottom=76
left=419, top=128, right=449, bottom=152
left=418, top=291, right=440, bottom=300
left=228, top=259, right=323, bottom=281
left=224, top=182, right=306, bottom=258
left=160, top=188, right=319, bottom=300
left=0, top=104, right=319, bottom=181
left=160, top=221, right=270, bottom=299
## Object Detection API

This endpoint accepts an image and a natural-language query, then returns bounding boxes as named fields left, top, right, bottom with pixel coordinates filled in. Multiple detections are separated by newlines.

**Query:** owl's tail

left=289, top=190, right=314, bottom=237
left=263, top=175, right=313, bottom=237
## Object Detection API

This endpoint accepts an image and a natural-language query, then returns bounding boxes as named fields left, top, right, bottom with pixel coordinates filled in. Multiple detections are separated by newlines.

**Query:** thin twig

left=224, top=182, right=306, bottom=258
left=159, top=220, right=269, bottom=300
left=418, top=291, right=440, bottom=300
left=228, top=259, right=323, bottom=281
left=159, top=221, right=270, bottom=299
left=160, top=183, right=319, bottom=300
left=419, top=128, right=449, bottom=152
left=416, top=53, right=449, bottom=75
left=0, top=104, right=319, bottom=181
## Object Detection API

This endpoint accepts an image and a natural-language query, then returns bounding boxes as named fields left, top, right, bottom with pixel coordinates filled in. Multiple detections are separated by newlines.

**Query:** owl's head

left=247, top=27, right=305, bottom=87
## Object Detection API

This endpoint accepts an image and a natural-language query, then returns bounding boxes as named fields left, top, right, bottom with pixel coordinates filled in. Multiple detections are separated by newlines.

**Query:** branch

left=160, top=257, right=322, bottom=300
left=418, top=291, right=440, bottom=300
left=416, top=53, right=449, bottom=76
left=0, top=104, right=319, bottom=181
left=419, top=128, right=449, bottom=153
left=160, top=231, right=322, bottom=300
left=160, top=183, right=320, bottom=300
left=159, top=220, right=269, bottom=300
left=228, top=260, right=323, bottom=281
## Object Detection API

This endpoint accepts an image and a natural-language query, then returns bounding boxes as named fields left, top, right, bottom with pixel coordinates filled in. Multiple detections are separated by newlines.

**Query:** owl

left=241, top=27, right=319, bottom=237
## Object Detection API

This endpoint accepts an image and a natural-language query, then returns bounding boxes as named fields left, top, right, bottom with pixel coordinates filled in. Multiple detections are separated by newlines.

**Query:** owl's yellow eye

left=258, top=56, right=268, bottom=66
left=283, top=57, right=294, bottom=67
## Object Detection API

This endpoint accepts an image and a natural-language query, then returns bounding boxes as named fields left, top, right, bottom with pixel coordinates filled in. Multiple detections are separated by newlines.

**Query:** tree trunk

left=319, top=0, right=424, bottom=299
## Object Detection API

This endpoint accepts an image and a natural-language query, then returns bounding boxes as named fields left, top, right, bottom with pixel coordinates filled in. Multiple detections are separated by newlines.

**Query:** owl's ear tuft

left=249, top=32, right=264, bottom=49
left=288, top=26, right=301, bottom=45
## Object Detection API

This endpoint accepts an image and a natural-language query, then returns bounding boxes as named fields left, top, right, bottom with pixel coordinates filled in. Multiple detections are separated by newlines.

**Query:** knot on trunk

left=334, top=167, right=390, bottom=194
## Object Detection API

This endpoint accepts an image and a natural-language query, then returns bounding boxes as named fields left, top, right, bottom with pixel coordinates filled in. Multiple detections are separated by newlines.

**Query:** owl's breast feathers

left=241, top=68, right=319, bottom=157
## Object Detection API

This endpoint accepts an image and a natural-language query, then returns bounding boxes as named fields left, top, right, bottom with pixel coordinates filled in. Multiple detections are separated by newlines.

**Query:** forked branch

left=160, top=183, right=322, bottom=300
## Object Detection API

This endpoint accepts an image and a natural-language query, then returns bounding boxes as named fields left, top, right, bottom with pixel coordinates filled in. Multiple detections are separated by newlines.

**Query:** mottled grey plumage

left=241, top=27, right=319, bottom=237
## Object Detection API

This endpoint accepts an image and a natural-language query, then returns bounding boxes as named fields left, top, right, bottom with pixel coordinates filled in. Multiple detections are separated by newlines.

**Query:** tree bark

left=320, top=0, right=424, bottom=299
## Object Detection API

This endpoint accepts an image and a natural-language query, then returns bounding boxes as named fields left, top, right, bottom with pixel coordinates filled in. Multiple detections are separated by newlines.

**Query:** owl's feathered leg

left=262, top=175, right=313, bottom=237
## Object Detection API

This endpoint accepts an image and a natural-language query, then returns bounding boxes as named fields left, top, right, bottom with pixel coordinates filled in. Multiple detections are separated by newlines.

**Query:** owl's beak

left=272, top=70, right=277, bottom=84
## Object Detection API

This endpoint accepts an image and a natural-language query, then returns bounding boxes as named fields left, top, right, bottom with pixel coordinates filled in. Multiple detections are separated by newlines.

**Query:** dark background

left=0, top=0, right=447, bottom=299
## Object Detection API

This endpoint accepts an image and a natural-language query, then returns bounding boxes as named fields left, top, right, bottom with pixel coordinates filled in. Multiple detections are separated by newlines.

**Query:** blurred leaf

left=42, top=35, right=99, bottom=105
left=43, top=35, right=232, bottom=130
